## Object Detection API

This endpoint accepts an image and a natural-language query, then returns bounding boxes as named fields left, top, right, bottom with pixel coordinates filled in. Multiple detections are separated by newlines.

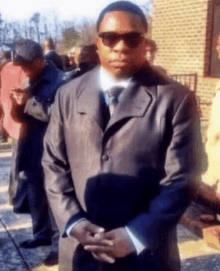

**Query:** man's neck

left=30, top=64, right=46, bottom=84
left=100, top=66, right=131, bottom=82
left=99, top=66, right=131, bottom=92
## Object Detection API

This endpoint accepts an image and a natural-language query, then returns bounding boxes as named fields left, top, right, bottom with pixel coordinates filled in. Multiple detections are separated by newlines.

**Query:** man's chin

left=110, top=66, right=134, bottom=79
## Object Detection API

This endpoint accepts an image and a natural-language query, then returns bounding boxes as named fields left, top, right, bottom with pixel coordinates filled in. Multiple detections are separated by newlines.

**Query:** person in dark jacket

left=66, top=44, right=100, bottom=81
left=10, top=39, right=65, bottom=266
left=42, top=37, right=63, bottom=70
left=60, top=54, right=75, bottom=71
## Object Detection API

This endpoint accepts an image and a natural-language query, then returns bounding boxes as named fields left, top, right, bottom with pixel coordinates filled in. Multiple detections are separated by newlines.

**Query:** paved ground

left=1, top=152, right=220, bottom=270
left=0, top=152, right=57, bottom=271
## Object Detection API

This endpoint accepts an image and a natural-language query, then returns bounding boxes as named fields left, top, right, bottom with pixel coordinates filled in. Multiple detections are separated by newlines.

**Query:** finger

left=94, top=233, right=114, bottom=246
left=86, top=223, right=105, bottom=234
left=92, top=253, right=115, bottom=264
left=103, top=231, right=115, bottom=240
left=84, top=236, right=114, bottom=246
left=94, top=232, right=104, bottom=240
left=98, top=239, right=114, bottom=246
left=84, top=245, right=115, bottom=253
left=92, top=252, right=115, bottom=263
left=99, top=253, right=115, bottom=264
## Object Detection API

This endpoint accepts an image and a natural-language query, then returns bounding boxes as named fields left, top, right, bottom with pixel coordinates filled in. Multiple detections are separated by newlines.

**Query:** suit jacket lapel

left=76, top=65, right=169, bottom=132
left=105, top=65, right=169, bottom=131
left=106, top=83, right=156, bottom=131
left=77, top=68, right=106, bottom=131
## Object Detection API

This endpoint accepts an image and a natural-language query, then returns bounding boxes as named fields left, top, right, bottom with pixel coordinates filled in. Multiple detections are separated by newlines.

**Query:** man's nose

left=113, top=39, right=130, bottom=52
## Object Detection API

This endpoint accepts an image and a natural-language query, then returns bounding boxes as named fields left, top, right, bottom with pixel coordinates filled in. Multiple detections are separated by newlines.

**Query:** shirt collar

left=99, top=66, right=132, bottom=92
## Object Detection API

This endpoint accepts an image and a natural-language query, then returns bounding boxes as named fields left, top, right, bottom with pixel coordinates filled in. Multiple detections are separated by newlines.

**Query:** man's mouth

left=111, top=60, right=130, bottom=67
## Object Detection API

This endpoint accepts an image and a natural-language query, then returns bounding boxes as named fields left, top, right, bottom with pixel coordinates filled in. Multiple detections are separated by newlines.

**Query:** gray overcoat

left=42, top=66, right=201, bottom=271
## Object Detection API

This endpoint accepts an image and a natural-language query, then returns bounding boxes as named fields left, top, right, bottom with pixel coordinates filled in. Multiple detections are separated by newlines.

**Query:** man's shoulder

left=159, top=78, right=193, bottom=99
left=136, top=65, right=192, bottom=101
left=158, top=80, right=197, bottom=118
left=32, top=64, right=64, bottom=99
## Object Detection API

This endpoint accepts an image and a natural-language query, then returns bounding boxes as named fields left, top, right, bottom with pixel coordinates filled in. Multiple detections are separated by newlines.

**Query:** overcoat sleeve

left=10, top=96, right=55, bottom=123
left=24, top=96, right=53, bottom=122
left=127, top=91, right=201, bottom=252
left=42, top=88, right=83, bottom=234
left=23, top=69, right=65, bottom=122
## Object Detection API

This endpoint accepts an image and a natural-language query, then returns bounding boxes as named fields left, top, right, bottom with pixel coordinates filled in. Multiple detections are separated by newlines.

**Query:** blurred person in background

left=9, top=39, right=65, bottom=266
left=69, top=46, right=82, bottom=69
left=42, top=37, right=64, bottom=71
left=0, top=50, right=12, bottom=142
left=145, top=38, right=167, bottom=75
left=199, top=34, right=220, bottom=223
left=60, top=54, right=74, bottom=71
left=67, top=44, right=99, bottom=80
left=0, top=50, right=11, bottom=67
left=77, top=44, right=100, bottom=72
left=145, top=38, right=157, bottom=65
left=68, top=50, right=77, bottom=68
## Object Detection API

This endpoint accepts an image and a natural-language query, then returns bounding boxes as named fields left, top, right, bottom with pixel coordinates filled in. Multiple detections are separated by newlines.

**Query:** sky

left=0, top=0, right=151, bottom=22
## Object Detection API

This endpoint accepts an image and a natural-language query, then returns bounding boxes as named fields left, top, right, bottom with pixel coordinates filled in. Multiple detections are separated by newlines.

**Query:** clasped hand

left=70, top=219, right=135, bottom=264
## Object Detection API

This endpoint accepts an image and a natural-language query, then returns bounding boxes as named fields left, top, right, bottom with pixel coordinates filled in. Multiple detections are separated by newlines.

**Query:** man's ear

left=143, top=37, right=147, bottom=47
left=95, top=36, right=100, bottom=55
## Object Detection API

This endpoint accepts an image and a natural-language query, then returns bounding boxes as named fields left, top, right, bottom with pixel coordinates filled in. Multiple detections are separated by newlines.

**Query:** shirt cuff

left=125, top=226, right=145, bottom=255
left=62, top=211, right=86, bottom=237
left=66, top=218, right=87, bottom=237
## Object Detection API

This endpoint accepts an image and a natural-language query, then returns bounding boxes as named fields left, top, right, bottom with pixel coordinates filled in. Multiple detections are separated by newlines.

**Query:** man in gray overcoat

left=42, top=1, right=201, bottom=270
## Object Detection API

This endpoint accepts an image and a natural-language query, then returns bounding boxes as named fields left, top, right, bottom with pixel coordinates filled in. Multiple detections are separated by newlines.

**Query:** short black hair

left=78, top=44, right=99, bottom=65
left=12, top=39, right=44, bottom=65
left=97, top=1, right=148, bottom=33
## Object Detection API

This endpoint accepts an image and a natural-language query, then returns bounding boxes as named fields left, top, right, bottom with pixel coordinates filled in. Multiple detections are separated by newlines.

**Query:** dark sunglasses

left=98, top=32, right=144, bottom=48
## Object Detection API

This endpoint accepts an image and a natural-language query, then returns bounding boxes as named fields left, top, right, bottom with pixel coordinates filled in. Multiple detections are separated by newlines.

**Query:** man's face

left=70, top=47, right=82, bottom=65
left=145, top=46, right=156, bottom=64
left=216, top=35, right=220, bottom=59
left=19, top=58, right=44, bottom=80
left=96, top=11, right=146, bottom=78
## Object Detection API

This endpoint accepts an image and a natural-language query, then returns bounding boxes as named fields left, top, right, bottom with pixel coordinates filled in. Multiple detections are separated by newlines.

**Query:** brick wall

left=151, top=0, right=218, bottom=119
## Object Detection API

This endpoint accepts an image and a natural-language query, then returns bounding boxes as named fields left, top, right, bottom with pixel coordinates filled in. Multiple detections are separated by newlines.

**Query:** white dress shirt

left=66, top=66, right=145, bottom=254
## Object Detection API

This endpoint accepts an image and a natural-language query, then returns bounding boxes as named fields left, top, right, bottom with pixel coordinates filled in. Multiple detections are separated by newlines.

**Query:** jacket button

left=102, top=155, right=109, bottom=161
